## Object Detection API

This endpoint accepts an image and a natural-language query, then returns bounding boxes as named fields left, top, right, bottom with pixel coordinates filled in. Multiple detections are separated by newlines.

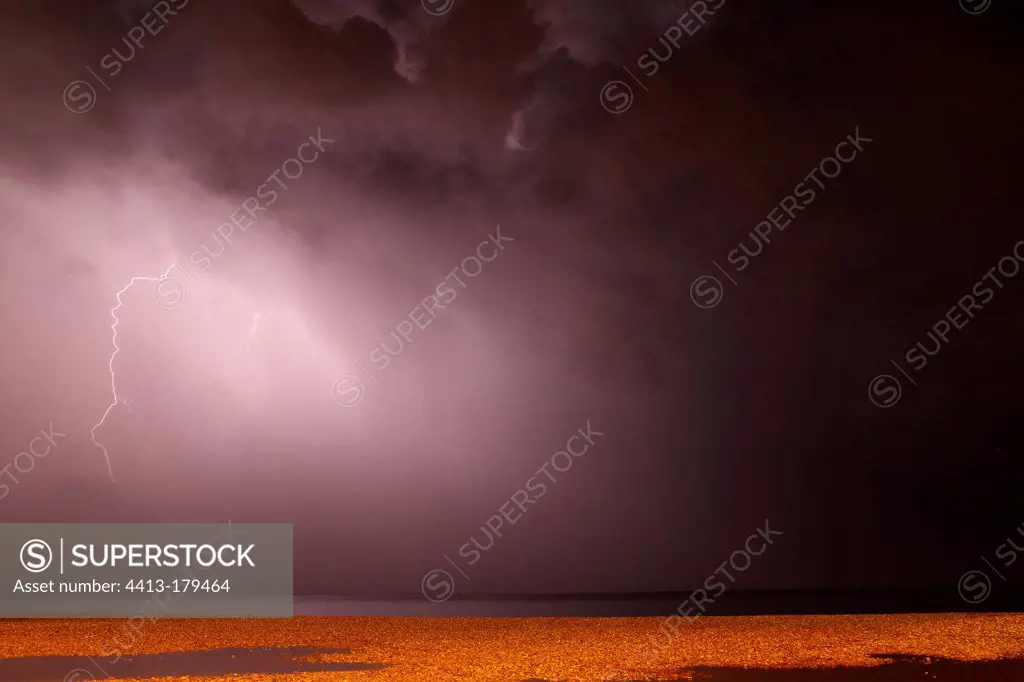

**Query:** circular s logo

left=64, top=669, right=97, bottom=682
left=421, top=569, right=455, bottom=603
left=868, top=374, right=901, bottom=408
left=21, top=539, right=53, bottom=573
left=152, top=275, right=186, bottom=310
left=690, top=275, right=724, bottom=309
left=332, top=374, right=365, bottom=408
left=599, top=81, right=634, bottom=115
left=958, top=570, right=992, bottom=604
left=422, top=0, right=455, bottom=16
left=959, top=0, right=992, bottom=14
left=63, top=81, right=97, bottom=114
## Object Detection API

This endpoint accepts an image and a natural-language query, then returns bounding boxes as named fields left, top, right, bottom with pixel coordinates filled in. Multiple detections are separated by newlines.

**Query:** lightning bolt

left=90, top=263, right=178, bottom=482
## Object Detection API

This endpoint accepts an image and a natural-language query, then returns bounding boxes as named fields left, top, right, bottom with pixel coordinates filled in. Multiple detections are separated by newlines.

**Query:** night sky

left=0, top=0, right=1021, bottom=597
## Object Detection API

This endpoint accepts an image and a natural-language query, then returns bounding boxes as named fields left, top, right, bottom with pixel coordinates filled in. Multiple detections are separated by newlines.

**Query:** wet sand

left=1, top=613, right=1023, bottom=680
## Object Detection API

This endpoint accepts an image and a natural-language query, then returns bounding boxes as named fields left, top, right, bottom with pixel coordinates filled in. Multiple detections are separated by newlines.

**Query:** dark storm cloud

left=0, top=0, right=670, bottom=590
left=0, top=0, right=1021, bottom=599
left=291, top=0, right=681, bottom=72
left=524, top=0, right=686, bottom=66
left=290, top=0, right=435, bottom=81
